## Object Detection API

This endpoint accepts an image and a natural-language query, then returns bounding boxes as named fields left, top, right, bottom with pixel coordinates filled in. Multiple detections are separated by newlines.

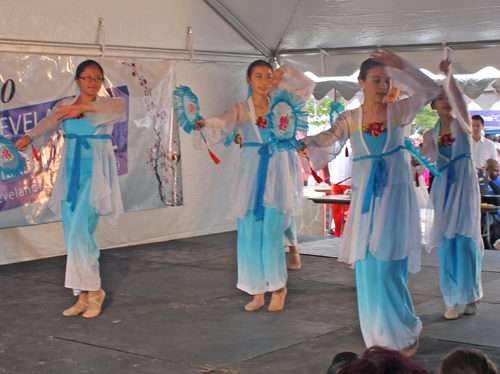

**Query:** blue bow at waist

left=353, top=145, right=404, bottom=214
left=242, top=142, right=274, bottom=221
left=63, top=133, right=112, bottom=211
left=438, top=153, right=471, bottom=209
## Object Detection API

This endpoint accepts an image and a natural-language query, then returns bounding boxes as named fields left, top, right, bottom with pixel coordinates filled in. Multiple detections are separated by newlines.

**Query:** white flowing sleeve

left=389, top=60, right=442, bottom=126
left=304, top=111, right=351, bottom=170
left=26, top=98, right=72, bottom=146
left=421, top=130, right=438, bottom=163
left=193, top=102, right=246, bottom=149
left=275, top=65, right=316, bottom=102
left=86, top=97, right=127, bottom=127
left=444, top=70, right=472, bottom=134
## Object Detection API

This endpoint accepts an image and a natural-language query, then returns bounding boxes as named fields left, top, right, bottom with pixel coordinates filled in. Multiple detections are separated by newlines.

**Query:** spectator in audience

left=440, top=348, right=499, bottom=374
left=485, top=158, right=500, bottom=193
left=336, top=346, right=431, bottom=374
left=483, top=159, right=500, bottom=247
left=472, top=115, right=497, bottom=169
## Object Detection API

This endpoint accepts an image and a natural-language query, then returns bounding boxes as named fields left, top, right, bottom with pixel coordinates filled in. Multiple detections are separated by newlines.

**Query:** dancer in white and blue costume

left=225, top=94, right=303, bottom=271
left=421, top=59, right=483, bottom=320
left=302, top=50, right=441, bottom=355
left=16, top=60, right=126, bottom=318
left=193, top=61, right=314, bottom=311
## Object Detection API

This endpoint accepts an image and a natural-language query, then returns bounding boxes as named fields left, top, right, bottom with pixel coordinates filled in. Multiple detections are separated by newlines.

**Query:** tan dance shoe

left=464, top=301, right=478, bottom=315
left=444, top=305, right=459, bottom=320
left=244, top=294, right=265, bottom=311
left=83, top=289, right=106, bottom=318
left=268, top=287, right=287, bottom=312
left=287, top=246, right=302, bottom=271
left=401, top=338, right=419, bottom=357
left=62, top=292, right=89, bottom=317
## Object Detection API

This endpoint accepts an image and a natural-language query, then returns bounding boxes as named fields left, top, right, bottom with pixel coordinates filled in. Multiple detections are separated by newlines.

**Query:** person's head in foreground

left=327, top=352, right=360, bottom=374
left=336, top=346, right=431, bottom=374
left=440, top=348, right=499, bottom=374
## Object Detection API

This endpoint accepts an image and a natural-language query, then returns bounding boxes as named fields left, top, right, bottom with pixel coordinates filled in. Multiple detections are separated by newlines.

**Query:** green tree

left=309, top=96, right=437, bottom=134
left=413, top=104, right=438, bottom=133
left=308, top=96, right=341, bottom=127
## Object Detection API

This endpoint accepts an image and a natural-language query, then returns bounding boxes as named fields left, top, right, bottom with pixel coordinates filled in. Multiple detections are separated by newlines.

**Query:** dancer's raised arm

left=441, top=59, right=471, bottom=133
left=374, top=49, right=440, bottom=126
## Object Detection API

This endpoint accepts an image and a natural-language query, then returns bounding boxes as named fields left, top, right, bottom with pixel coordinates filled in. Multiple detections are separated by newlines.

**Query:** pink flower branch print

left=123, top=61, right=182, bottom=206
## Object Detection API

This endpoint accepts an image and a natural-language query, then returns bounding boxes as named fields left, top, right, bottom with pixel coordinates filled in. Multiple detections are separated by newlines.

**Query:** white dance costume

left=193, top=66, right=314, bottom=294
left=28, top=96, right=126, bottom=292
left=304, top=60, right=441, bottom=349
left=421, top=71, right=483, bottom=307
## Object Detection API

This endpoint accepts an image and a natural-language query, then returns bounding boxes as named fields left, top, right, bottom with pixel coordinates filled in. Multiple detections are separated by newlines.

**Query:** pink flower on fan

left=189, top=103, right=195, bottom=114
left=279, top=115, right=288, bottom=132
left=2, top=147, right=13, bottom=161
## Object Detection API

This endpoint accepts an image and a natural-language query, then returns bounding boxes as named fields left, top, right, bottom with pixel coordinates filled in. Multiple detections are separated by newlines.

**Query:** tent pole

left=203, top=0, right=271, bottom=58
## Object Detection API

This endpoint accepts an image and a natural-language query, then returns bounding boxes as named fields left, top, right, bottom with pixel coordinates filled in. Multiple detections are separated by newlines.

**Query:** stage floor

left=1, top=231, right=500, bottom=373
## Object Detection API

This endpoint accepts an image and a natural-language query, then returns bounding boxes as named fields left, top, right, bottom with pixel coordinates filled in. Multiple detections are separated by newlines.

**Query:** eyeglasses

left=78, top=76, right=104, bottom=83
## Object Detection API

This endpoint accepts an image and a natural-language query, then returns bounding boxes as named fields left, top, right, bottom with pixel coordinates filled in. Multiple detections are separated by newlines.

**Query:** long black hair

left=75, top=60, right=104, bottom=79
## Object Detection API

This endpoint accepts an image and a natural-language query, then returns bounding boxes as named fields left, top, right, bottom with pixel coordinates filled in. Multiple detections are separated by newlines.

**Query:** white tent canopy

left=1, top=0, right=500, bottom=72
left=201, top=0, right=500, bottom=75
left=1, top=0, right=500, bottom=264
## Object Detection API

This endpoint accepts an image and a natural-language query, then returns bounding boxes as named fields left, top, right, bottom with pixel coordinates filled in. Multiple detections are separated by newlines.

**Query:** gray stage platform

left=1, top=232, right=499, bottom=373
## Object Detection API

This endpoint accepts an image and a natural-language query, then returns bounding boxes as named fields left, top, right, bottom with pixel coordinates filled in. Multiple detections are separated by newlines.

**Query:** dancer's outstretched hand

left=439, top=59, right=452, bottom=75
left=55, top=104, right=86, bottom=120
left=194, top=119, right=206, bottom=130
left=371, top=49, right=404, bottom=70
left=297, top=143, right=308, bottom=158
left=271, top=69, right=284, bottom=87
left=15, top=135, right=32, bottom=151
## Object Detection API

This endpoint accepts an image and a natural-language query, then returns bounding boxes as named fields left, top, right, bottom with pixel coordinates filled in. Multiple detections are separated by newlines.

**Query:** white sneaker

left=444, top=305, right=459, bottom=320
left=464, top=302, right=478, bottom=315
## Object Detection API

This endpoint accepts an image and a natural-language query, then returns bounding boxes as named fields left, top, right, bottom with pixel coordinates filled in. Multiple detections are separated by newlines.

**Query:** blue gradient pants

left=62, top=158, right=101, bottom=292
left=283, top=215, right=297, bottom=246
left=438, top=234, right=483, bottom=307
left=237, top=208, right=287, bottom=295
left=356, top=251, right=422, bottom=350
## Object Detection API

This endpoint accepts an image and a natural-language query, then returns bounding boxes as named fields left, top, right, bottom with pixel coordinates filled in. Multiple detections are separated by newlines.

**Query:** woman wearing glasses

left=15, top=60, right=126, bottom=318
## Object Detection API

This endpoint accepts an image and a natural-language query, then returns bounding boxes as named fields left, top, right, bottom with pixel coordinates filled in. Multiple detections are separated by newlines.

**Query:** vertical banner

left=0, top=54, right=182, bottom=229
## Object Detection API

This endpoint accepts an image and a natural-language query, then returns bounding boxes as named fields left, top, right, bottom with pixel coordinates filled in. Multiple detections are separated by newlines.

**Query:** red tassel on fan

left=310, top=167, right=323, bottom=183
left=31, top=143, right=40, bottom=161
left=199, top=130, right=220, bottom=165
left=345, top=147, right=349, bottom=157
left=415, top=170, right=419, bottom=187
left=207, top=148, right=220, bottom=165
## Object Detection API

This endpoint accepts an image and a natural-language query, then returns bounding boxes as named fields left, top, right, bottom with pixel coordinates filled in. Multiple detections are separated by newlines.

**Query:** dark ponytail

left=358, top=58, right=384, bottom=81
left=247, top=60, right=273, bottom=78
left=75, top=60, right=104, bottom=79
